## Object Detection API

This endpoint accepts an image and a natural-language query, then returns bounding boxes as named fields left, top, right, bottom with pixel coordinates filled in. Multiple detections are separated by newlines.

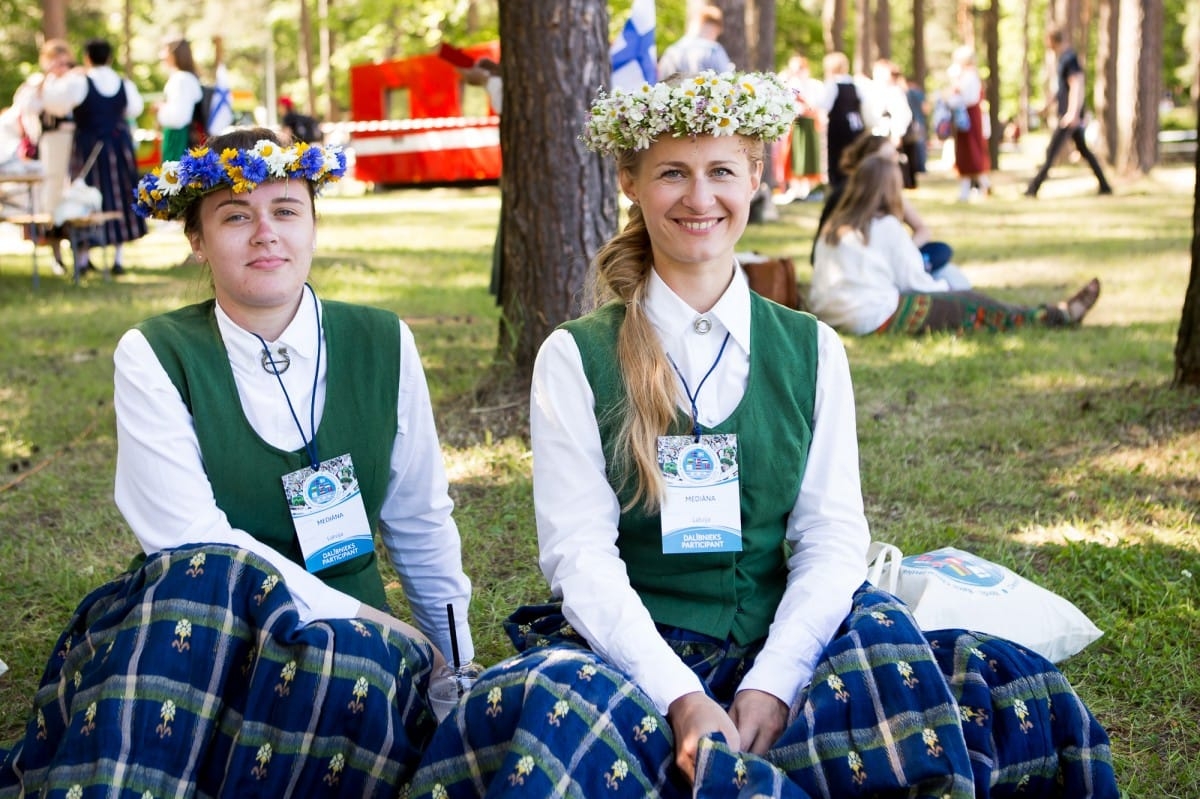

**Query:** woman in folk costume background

left=408, top=72, right=1118, bottom=798
left=0, top=128, right=477, bottom=796
left=811, top=152, right=1101, bottom=337
left=945, top=45, right=992, bottom=202
left=8, top=38, right=76, bottom=274
left=155, top=37, right=205, bottom=162
left=40, top=38, right=145, bottom=277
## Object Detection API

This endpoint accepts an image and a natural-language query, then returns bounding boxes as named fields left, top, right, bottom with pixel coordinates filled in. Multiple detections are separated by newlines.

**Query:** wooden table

left=0, top=170, right=50, bottom=287
left=1, top=173, right=123, bottom=287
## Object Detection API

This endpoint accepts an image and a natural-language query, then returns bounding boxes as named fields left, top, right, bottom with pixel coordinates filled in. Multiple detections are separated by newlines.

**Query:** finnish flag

left=610, top=0, right=656, bottom=92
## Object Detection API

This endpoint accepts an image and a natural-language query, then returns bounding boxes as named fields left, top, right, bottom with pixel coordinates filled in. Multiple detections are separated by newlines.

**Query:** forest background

left=1, top=0, right=1197, bottom=141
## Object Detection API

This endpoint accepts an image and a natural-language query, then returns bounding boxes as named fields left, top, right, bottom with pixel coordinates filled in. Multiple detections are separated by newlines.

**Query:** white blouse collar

left=214, top=287, right=322, bottom=368
left=644, top=263, right=752, bottom=354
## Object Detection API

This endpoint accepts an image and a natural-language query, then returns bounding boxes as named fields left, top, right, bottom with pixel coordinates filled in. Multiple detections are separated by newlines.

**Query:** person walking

left=1025, top=25, right=1113, bottom=198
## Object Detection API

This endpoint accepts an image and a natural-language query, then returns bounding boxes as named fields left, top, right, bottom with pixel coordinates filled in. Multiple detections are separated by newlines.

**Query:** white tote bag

left=867, top=544, right=1103, bottom=663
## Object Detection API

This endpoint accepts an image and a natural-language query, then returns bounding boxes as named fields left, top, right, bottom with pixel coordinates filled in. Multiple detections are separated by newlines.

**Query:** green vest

left=562, top=295, right=819, bottom=645
left=137, top=299, right=400, bottom=610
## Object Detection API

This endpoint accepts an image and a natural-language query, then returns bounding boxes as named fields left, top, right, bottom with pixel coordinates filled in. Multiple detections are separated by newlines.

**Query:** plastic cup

left=427, top=664, right=480, bottom=722
left=427, top=671, right=460, bottom=722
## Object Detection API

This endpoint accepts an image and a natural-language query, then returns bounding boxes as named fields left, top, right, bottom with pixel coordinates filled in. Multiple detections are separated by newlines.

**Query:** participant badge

left=282, top=452, right=373, bottom=573
left=657, top=433, right=742, bottom=554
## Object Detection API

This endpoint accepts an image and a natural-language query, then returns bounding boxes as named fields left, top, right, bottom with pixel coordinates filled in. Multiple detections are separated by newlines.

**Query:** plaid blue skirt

left=409, top=584, right=1118, bottom=798
left=0, top=544, right=437, bottom=798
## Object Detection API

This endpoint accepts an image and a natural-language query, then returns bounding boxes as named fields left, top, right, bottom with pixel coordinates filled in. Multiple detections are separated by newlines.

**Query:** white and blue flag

left=207, top=64, right=234, bottom=135
left=610, top=0, right=656, bottom=91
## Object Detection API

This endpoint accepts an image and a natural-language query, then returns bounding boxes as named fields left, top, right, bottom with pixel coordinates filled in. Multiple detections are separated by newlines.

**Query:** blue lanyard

left=253, top=284, right=322, bottom=470
left=667, top=331, right=731, bottom=442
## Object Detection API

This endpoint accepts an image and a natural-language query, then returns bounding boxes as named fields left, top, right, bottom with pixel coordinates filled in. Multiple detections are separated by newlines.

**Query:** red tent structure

left=344, top=42, right=502, bottom=187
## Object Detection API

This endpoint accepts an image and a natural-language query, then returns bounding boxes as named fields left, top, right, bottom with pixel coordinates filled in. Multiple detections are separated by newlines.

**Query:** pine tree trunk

left=1174, top=118, right=1200, bottom=386
left=874, top=0, right=891, bottom=61
left=496, top=0, right=617, bottom=369
left=984, top=0, right=1001, bottom=167
left=912, top=0, right=926, bottom=86
left=712, top=0, right=749, bottom=68
left=823, top=0, right=846, bottom=55
left=855, top=0, right=872, bottom=74
left=43, top=0, right=67, bottom=43
left=1115, top=0, right=1162, bottom=174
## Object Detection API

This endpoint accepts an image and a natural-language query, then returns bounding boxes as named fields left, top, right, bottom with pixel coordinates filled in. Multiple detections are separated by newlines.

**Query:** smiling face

left=188, top=179, right=316, bottom=337
left=620, top=134, right=762, bottom=287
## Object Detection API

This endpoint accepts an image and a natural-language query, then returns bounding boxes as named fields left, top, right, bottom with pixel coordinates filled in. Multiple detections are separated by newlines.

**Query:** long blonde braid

left=588, top=153, right=678, bottom=512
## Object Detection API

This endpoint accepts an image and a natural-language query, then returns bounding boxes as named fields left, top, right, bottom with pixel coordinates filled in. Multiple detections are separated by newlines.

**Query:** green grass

left=1, top=151, right=1197, bottom=795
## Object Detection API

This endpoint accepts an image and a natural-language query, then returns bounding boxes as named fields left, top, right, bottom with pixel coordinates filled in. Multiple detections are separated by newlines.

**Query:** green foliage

left=773, top=0, right=825, bottom=69
left=0, top=5, right=107, bottom=104
left=1161, top=105, right=1198, bottom=132
left=9, top=0, right=1196, bottom=138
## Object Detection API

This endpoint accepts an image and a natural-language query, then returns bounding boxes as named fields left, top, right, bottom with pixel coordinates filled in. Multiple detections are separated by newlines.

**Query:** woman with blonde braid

left=408, top=72, right=1118, bottom=799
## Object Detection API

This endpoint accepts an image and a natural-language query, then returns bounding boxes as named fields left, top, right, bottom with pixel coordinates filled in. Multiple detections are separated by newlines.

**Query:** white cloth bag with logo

left=867, top=543, right=1103, bottom=663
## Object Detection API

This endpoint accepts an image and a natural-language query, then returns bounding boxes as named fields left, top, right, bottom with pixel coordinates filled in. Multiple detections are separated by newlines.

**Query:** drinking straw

left=447, top=603, right=463, bottom=696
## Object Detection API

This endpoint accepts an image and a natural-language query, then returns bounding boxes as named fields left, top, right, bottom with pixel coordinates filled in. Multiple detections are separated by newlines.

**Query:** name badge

left=657, top=434, right=742, bottom=554
left=282, top=453, right=373, bottom=573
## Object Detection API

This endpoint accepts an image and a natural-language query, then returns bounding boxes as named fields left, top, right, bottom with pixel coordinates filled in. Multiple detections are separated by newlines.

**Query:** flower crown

left=581, top=70, right=794, bottom=155
left=133, top=139, right=348, bottom=221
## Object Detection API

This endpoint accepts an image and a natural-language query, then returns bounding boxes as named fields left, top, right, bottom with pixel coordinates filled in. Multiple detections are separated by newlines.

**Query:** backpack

left=188, top=85, right=215, bottom=149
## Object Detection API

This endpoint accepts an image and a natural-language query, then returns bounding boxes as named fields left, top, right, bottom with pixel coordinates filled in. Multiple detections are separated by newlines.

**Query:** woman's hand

left=667, top=691, right=740, bottom=784
left=729, top=689, right=788, bottom=755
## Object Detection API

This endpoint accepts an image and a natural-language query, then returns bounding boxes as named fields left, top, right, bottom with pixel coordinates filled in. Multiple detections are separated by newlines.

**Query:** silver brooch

left=693, top=316, right=712, bottom=334
left=261, top=346, right=291, bottom=375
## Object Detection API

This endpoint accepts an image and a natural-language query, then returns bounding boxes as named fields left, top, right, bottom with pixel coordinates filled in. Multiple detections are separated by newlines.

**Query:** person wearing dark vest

left=0, top=127, right=478, bottom=796
left=406, top=72, right=1117, bottom=798
left=1024, top=25, right=1114, bottom=198
left=818, top=50, right=866, bottom=189
left=41, top=38, right=147, bottom=278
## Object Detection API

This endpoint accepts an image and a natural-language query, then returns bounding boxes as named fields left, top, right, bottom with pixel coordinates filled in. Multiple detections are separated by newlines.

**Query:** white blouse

left=811, top=214, right=950, bottom=335
left=531, top=267, right=870, bottom=714
left=156, top=70, right=204, bottom=130
left=113, top=289, right=474, bottom=663
left=41, top=66, right=144, bottom=121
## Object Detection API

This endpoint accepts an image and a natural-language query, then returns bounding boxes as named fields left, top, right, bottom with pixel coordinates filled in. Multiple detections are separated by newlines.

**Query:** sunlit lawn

left=0, top=142, right=1196, bottom=794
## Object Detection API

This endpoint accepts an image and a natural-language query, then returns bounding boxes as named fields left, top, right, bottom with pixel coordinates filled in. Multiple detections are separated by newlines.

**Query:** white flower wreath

left=581, top=70, right=794, bottom=156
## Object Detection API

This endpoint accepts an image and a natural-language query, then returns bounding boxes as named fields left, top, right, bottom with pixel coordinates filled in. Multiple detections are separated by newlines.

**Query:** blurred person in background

left=42, top=37, right=146, bottom=278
